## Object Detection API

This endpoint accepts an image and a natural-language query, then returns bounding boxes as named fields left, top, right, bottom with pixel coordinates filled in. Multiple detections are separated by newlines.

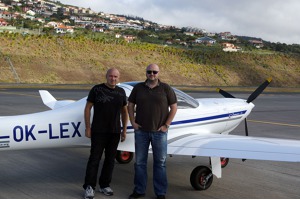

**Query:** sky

left=57, top=0, right=300, bottom=45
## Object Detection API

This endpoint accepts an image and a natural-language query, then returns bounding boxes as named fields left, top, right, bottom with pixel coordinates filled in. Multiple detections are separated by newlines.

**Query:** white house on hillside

left=0, top=3, right=9, bottom=11
left=195, top=36, right=216, bottom=44
left=26, top=10, right=36, bottom=16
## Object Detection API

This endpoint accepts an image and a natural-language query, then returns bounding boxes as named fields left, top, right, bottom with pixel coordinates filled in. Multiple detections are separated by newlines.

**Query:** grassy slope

left=1, top=34, right=300, bottom=87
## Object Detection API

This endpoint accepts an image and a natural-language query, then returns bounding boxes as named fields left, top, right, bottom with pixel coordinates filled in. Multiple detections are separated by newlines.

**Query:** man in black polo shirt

left=128, top=64, right=177, bottom=199
left=83, top=68, right=128, bottom=199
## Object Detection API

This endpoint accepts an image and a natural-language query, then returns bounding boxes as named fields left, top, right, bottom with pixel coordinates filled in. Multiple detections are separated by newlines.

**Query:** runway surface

left=0, top=88, right=300, bottom=199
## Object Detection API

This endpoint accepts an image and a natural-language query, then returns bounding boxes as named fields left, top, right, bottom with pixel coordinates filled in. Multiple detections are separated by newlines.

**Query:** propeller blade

left=216, top=88, right=235, bottom=98
left=242, top=118, right=249, bottom=162
left=246, top=77, right=272, bottom=103
left=245, top=118, right=249, bottom=136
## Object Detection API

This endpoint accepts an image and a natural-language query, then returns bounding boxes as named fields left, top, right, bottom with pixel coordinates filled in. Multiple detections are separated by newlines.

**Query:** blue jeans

left=134, top=129, right=168, bottom=196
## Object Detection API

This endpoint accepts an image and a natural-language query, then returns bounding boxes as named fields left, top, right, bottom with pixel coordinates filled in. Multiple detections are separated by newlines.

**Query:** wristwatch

left=165, top=124, right=170, bottom=129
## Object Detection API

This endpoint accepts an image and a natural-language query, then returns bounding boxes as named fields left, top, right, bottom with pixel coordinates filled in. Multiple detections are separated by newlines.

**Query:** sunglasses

left=146, top=70, right=159, bottom=74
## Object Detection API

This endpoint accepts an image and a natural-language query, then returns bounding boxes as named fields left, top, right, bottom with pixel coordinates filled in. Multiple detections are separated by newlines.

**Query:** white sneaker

left=84, top=185, right=95, bottom=199
left=99, top=187, right=114, bottom=196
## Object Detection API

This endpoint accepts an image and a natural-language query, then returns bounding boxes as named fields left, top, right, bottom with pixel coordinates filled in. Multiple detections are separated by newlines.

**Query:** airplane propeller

left=217, top=77, right=272, bottom=102
left=217, top=77, right=273, bottom=138
left=244, top=78, right=272, bottom=137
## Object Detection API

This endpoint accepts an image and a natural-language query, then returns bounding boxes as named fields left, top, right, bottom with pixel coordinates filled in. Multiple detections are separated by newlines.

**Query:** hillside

left=1, top=33, right=300, bottom=87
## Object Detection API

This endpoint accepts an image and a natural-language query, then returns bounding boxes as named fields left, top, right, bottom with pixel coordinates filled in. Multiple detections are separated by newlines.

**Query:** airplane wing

left=167, top=133, right=300, bottom=162
left=39, top=90, right=75, bottom=110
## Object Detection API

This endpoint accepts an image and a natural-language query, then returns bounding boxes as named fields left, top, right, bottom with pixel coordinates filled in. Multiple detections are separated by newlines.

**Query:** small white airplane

left=1, top=78, right=300, bottom=190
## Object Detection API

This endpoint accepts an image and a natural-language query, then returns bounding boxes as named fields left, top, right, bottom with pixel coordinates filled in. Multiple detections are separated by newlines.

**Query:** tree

left=137, top=30, right=150, bottom=38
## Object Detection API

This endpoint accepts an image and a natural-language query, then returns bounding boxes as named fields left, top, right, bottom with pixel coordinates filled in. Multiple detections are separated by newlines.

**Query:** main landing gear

left=115, top=151, right=134, bottom=164
left=190, top=166, right=213, bottom=190
left=190, top=157, right=229, bottom=190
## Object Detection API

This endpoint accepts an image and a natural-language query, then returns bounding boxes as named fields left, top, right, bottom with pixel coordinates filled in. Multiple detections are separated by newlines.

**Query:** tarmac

left=0, top=88, right=300, bottom=198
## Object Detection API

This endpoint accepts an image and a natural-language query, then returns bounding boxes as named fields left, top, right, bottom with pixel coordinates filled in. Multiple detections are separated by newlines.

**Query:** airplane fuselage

left=0, top=93, right=254, bottom=152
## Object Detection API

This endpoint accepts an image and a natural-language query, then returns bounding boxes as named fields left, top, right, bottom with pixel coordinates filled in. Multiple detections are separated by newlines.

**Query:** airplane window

left=172, top=87, right=199, bottom=109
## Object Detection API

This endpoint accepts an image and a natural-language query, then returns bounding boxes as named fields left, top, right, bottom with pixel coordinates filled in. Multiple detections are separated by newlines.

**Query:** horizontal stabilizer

left=39, top=90, right=75, bottom=110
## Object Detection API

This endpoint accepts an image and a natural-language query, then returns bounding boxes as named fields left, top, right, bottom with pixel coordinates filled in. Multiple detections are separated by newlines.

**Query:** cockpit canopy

left=119, top=82, right=199, bottom=109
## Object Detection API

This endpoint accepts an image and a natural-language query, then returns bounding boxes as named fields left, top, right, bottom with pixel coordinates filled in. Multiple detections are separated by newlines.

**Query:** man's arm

left=128, top=102, right=139, bottom=130
left=165, top=103, right=177, bottom=126
left=159, top=103, right=177, bottom=131
left=120, top=105, right=128, bottom=142
left=84, top=101, right=94, bottom=138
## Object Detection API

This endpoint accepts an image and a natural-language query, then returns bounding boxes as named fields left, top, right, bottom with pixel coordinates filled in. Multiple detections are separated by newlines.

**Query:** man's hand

left=158, top=125, right=168, bottom=132
left=132, top=122, right=141, bottom=130
left=121, top=131, right=126, bottom=142
left=85, top=127, right=92, bottom=138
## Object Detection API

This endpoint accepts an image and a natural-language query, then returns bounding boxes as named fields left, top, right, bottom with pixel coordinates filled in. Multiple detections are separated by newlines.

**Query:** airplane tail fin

left=39, top=90, right=75, bottom=110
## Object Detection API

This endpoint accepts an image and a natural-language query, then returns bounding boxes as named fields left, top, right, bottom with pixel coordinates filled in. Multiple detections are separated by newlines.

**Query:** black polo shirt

left=128, top=80, right=177, bottom=132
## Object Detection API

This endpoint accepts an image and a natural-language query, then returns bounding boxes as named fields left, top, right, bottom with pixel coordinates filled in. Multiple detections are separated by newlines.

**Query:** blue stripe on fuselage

left=172, top=110, right=247, bottom=125
left=126, top=110, right=247, bottom=130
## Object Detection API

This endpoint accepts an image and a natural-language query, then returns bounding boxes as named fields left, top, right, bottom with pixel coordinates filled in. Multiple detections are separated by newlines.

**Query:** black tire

left=115, top=151, right=134, bottom=164
left=221, top=157, right=229, bottom=168
left=190, top=166, right=213, bottom=190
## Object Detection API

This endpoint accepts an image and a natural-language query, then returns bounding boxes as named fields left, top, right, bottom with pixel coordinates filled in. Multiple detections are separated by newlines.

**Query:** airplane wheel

left=190, top=166, right=213, bottom=190
left=116, top=151, right=134, bottom=164
left=221, top=157, right=229, bottom=168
